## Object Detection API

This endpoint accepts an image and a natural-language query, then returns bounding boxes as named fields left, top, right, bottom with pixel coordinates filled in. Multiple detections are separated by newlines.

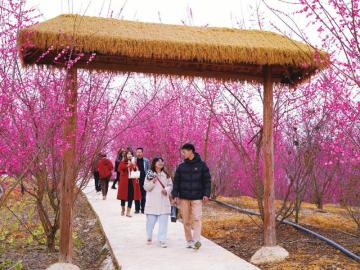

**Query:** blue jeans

left=146, top=214, right=169, bottom=242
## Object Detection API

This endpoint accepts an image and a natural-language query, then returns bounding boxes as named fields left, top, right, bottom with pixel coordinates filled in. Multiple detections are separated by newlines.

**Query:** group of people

left=92, top=143, right=212, bottom=250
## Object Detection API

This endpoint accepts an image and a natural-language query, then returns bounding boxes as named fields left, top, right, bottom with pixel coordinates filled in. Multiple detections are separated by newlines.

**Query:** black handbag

left=154, top=175, right=178, bottom=222
left=170, top=205, right=178, bottom=223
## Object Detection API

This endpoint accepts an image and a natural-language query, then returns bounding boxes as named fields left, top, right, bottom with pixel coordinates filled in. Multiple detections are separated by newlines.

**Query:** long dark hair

left=124, top=150, right=134, bottom=162
left=117, top=148, right=125, bottom=160
left=151, top=157, right=170, bottom=178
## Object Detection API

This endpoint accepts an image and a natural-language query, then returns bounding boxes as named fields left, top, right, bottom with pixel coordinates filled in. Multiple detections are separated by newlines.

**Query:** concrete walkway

left=83, top=184, right=260, bottom=270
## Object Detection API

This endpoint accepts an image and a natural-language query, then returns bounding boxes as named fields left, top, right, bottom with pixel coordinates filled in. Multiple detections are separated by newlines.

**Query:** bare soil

left=202, top=201, right=360, bottom=270
left=0, top=192, right=115, bottom=270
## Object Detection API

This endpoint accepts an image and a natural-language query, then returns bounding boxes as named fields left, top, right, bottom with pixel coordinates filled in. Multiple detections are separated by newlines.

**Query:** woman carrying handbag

left=117, top=150, right=142, bottom=217
left=144, top=157, right=173, bottom=248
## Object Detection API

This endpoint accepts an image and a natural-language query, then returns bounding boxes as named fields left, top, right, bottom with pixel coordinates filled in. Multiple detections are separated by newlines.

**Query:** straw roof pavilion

left=16, top=13, right=330, bottom=265
left=18, top=14, right=329, bottom=85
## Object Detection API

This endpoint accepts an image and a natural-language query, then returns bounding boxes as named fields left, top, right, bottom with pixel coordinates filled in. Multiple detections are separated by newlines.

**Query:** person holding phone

left=143, top=157, right=173, bottom=248
left=117, top=150, right=142, bottom=217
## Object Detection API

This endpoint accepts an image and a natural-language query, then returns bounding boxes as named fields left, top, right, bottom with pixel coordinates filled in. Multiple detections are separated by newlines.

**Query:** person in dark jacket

left=172, top=143, right=211, bottom=250
left=112, top=148, right=125, bottom=189
left=92, top=153, right=102, bottom=192
left=135, top=147, right=150, bottom=214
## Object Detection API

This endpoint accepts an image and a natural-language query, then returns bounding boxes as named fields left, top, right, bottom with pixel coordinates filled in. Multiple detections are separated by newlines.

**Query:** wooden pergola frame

left=17, top=14, right=329, bottom=263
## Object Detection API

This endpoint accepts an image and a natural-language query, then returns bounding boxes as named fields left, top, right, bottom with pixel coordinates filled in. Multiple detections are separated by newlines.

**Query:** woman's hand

left=161, top=189, right=167, bottom=196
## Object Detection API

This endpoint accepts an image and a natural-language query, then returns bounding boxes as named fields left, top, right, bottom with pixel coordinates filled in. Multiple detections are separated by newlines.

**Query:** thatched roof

left=17, top=14, right=329, bottom=85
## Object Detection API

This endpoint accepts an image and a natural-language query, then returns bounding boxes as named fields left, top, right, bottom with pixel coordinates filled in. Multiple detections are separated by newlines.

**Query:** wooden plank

left=59, top=68, right=78, bottom=262
left=262, top=65, right=277, bottom=246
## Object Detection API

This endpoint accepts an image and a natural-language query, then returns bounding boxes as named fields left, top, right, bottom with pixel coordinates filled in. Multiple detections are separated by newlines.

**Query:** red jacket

left=97, top=158, right=114, bottom=179
left=117, top=160, right=142, bottom=201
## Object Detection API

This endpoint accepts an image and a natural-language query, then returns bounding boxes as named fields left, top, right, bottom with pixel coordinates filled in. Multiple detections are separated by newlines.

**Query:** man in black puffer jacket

left=172, top=143, right=211, bottom=250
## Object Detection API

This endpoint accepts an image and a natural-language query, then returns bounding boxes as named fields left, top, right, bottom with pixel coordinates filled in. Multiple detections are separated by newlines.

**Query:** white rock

left=87, top=219, right=97, bottom=227
left=250, top=245, right=289, bottom=265
left=0, top=184, right=4, bottom=199
left=100, top=255, right=116, bottom=270
left=46, top=263, right=80, bottom=270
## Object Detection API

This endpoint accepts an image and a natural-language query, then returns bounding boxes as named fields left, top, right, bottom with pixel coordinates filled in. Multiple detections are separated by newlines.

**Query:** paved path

left=83, top=184, right=260, bottom=270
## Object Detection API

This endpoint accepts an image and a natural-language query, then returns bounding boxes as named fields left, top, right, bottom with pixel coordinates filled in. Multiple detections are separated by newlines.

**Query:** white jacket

left=144, top=171, right=173, bottom=215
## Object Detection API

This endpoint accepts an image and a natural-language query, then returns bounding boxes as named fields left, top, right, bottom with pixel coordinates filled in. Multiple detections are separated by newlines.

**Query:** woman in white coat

left=144, top=157, right=173, bottom=248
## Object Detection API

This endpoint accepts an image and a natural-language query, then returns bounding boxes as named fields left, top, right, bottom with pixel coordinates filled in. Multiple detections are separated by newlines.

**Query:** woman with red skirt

left=117, top=150, right=142, bottom=217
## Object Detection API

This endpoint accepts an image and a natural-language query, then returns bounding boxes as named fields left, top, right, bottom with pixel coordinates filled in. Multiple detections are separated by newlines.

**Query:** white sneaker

left=186, top=241, right=194, bottom=248
left=160, top=242, right=167, bottom=248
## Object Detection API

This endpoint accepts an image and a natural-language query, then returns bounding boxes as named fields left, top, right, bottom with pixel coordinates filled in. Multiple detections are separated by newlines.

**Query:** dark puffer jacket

left=172, top=153, right=211, bottom=200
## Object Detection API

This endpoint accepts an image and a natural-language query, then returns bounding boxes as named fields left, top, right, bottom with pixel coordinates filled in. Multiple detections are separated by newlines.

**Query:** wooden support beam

left=262, top=65, right=277, bottom=246
left=59, top=68, right=78, bottom=262
left=22, top=48, right=292, bottom=84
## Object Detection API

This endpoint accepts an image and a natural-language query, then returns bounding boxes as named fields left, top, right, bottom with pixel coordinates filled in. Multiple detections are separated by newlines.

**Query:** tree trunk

left=203, top=111, right=212, bottom=162
left=47, top=230, right=57, bottom=252
left=294, top=198, right=301, bottom=224
left=316, top=196, right=324, bottom=210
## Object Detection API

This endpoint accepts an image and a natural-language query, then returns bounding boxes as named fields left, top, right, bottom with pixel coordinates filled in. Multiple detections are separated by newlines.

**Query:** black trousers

left=121, top=178, right=134, bottom=208
left=112, top=171, right=120, bottom=187
left=94, top=171, right=101, bottom=192
left=121, top=199, right=133, bottom=208
left=135, top=179, right=146, bottom=212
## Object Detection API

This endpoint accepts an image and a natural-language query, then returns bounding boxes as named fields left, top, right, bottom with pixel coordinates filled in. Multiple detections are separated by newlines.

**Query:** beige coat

left=143, top=171, right=173, bottom=215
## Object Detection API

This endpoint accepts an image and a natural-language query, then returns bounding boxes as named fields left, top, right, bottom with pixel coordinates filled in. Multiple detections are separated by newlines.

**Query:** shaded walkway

left=83, top=184, right=260, bottom=270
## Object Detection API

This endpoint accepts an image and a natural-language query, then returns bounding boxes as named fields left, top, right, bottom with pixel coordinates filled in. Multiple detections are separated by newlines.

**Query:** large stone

left=46, top=263, right=80, bottom=270
left=250, top=245, right=289, bottom=265
left=0, top=183, right=4, bottom=200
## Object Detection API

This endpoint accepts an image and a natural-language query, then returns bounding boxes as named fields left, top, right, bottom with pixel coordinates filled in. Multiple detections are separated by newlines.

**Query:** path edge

left=80, top=190, right=122, bottom=270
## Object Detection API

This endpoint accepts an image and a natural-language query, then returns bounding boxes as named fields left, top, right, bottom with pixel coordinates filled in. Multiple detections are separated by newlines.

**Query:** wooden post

left=59, top=68, right=77, bottom=262
left=262, top=65, right=276, bottom=246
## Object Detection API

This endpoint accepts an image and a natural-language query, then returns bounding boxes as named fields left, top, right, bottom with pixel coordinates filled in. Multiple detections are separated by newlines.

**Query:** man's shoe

left=186, top=241, right=194, bottom=248
left=193, top=241, right=202, bottom=250
left=134, top=211, right=140, bottom=214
